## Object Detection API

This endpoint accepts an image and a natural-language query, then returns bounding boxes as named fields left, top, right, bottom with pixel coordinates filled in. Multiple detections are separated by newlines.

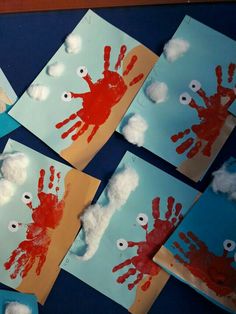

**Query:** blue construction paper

left=0, top=289, right=38, bottom=314
left=117, top=16, right=236, bottom=182
left=154, top=158, right=236, bottom=313
left=61, top=151, right=198, bottom=313
left=0, top=68, right=18, bottom=138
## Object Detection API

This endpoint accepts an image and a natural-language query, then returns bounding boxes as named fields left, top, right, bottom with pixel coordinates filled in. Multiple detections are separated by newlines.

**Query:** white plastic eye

left=21, top=192, right=33, bottom=204
left=61, top=91, right=72, bottom=102
left=116, top=239, right=128, bottom=251
left=189, top=80, right=201, bottom=92
left=76, top=66, right=88, bottom=78
left=136, top=213, right=148, bottom=226
left=8, top=220, right=19, bottom=232
left=223, top=239, right=236, bottom=252
left=179, top=92, right=192, bottom=105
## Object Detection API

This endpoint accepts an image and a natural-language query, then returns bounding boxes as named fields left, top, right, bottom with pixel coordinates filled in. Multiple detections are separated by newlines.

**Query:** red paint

left=171, top=64, right=236, bottom=158
left=4, top=166, right=66, bottom=279
left=112, top=196, right=183, bottom=291
left=173, top=231, right=236, bottom=297
left=55, top=45, right=144, bottom=143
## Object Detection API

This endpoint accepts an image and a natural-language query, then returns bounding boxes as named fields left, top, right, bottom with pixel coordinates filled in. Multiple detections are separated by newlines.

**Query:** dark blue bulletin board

left=0, top=3, right=236, bottom=314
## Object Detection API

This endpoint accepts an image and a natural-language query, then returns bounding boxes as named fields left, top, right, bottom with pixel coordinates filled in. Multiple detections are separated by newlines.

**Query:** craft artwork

left=0, top=290, right=38, bottom=314
left=0, top=68, right=18, bottom=138
left=0, top=139, right=100, bottom=304
left=61, top=152, right=198, bottom=314
left=117, top=15, right=236, bottom=182
left=9, top=10, right=157, bottom=170
left=154, top=159, right=236, bottom=313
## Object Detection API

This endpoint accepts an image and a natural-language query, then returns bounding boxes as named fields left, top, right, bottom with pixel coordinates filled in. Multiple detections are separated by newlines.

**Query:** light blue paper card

left=9, top=10, right=157, bottom=170
left=154, top=158, right=236, bottom=313
left=0, top=289, right=38, bottom=314
left=0, top=139, right=99, bottom=304
left=0, top=68, right=18, bottom=138
left=117, top=16, right=236, bottom=182
left=61, top=151, right=198, bottom=313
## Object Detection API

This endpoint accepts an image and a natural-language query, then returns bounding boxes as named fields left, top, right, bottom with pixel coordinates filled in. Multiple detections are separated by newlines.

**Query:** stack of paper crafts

left=0, top=8, right=235, bottom=314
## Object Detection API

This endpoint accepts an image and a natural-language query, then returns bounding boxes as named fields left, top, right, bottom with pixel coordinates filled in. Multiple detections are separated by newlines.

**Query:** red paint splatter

left=112, top=196, right=183, bottom=291
left=171, top=64, right=236, bottom=158
left=55, top=45, right=144, bottom=143
left=173, top=231, right=236, bottom=298
left=4, top=167, right=66, bottom=279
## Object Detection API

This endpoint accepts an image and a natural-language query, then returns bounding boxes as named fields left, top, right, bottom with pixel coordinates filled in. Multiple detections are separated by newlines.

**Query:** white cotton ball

left=27, top=84, right=49, bottom=101
left=212, top=165, right=236, bottom=199
left=5, top=302, right=31, bottom=314
left=47, top=62, right=65, bottom=77
left=164, top=38, right=190, bottom=62
left=0, top=179, right=15, bottom=205
left=107, top=167, right=139, bottom=208
left=146, top=81, right=168, bottom=103
left=1, top=153, right=29, bottom=185
left=65, top=34, right=82, bottom=54
left=77, top=167, right=139, bottom=260
left=122, top=114, right=148, bottom=147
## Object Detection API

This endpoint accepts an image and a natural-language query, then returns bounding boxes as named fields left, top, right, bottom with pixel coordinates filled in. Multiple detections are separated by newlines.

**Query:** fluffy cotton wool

left=164, top=38, right=190, bottom=62
left=77, top=167, right=139, bottom=260
left=1, top=153, right=29, bottom=185
left=65, top=34, right=82, bottom=54
left=0, top=179, right=15, bottom=206
left=27, top=84, right=49, bottom=101
left=47, top=62, right=65, bottom=77
left=5, top=302, right=31, bottom=314
left=146, top=81, right=168, bottom=103
left=122, top=114, right=148, bottom=147
left=212, top=165, right=236, bottom=200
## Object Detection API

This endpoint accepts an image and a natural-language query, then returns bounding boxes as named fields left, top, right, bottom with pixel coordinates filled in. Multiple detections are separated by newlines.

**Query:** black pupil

left=25, top=195, right=30, bottom=199
left=120, top=243, right=123, bottom=246
left=65, top=94, right=68, bottom=98
left=227, top=243, right=231, bottom=248
left=183, top=97, right=186, bottom=101
left=12, top=224, right=16, bottom=228
left=80, top=69, right=84, bottom=73
left=139, top=217, right=144, bottom=221
left=192, top=85, right=195, bottom=88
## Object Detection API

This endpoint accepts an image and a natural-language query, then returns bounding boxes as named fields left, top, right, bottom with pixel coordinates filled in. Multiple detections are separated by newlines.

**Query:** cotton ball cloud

left=212, top=165, right=236, bottom=200
left=164, top=38, right=190, bottom=62
left=27, top=84, right=49, bottom=101
left=77, top=167, right=139, bottom=260
left=146, top=81, right=168, bottom=104
left=65, top=33, right=82, bottom=54
left=47, top=62, right=65, bottom=77
left=0, top=179, right=14, bottom=206
left=1, top=153, right=29, bottom=185
left=5, top=302, right=31, bottom=314
left=122, top=114, right=148, bottom=147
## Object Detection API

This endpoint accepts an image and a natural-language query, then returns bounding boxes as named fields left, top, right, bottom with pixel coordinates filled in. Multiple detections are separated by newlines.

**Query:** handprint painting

left=0, top=140, right=100, bottom=304
left=0, top=68, right=19, bottom=138
left=9, top=10, right=157, bottom=170
left=118, top=16, right=236, bottom=182
left=61, top=152, right=198, bottom=314
left=154, top=159, right=236, bottom=313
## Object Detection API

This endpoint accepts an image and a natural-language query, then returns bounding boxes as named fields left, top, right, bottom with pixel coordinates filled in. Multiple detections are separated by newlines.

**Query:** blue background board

left=0, top=3, right=236, bottom=314
left=0, top=68, right=18, bottom=138
left=0, top=289, right=38, bottom=314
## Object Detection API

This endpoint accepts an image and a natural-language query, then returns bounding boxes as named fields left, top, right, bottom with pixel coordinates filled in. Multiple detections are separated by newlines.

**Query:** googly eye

left=8, top=220, right=19, bottom=232
left=61, top=91, right=72, bottom=102
left=21, top=192, right=33, bottom=204
left=76, top=66, right=88, bottom=78
left=116, top=239, right=128, bottom=251
left=179, top=92, right=192, bottom=105
left=189, top=80, right=201, bottom=92
left=223, top=239, right=236, bottom=252
left=136, top=213, right=148, bottom=226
